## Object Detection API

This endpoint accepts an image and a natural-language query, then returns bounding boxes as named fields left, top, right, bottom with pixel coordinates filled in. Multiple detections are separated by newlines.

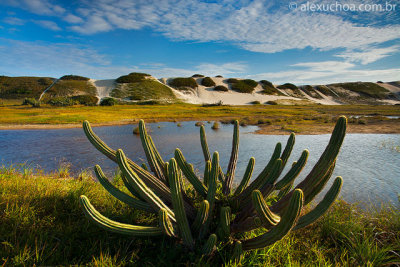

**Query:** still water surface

left=1, top=121, right=399, bottom=206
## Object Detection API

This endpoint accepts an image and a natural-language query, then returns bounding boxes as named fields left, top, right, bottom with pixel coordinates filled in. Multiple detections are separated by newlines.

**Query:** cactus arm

left=236, top=159, right=282, bottom=208
left=279, top=133, right=295, bottom=172
left=233, top=157, right=255, bottom=196
left=192, top=200, right=210, bottom=233
left=251, top=190, right=280, bottom=227
left=199, top=152, right=219, bottom=239
left=83, top=120, right=174, bottom=203
left=232, top=241, right=243, bottom=263
left=175, top=148, right=208, bottom=197
left=275, top=150, right=309, bottom=190
left=277, top=181, right=293, bottom=201
left=168, top=158, right=194, bottom=249
left=159, top=208, right=176, bottom=237
left=242, top=189, right=304, bottom=251
left=120, top=174, right=145, bottom=201
left=218, top=166, right=225, bottom=183
left=303, top=162, right=335, bottom=205
left=223, top=120, right=239, bottom=195
left=200, top=125, right=211, bottom=162
left=141, top=163, right=149, bottom=171
left=218, top=206, right=231, bottom=239
left=116, top=149, right=176, bottom=222
left=94, top=165, right=153, bottom=212
left=235, top=143, right=282, bottom=201
left=270, top=116, right=346, bottom=213
left=138, top=120, right=166, bottom=182
left=202, top=234, right=217, bottom=255
left=203, top=160, right=211, bottom=187
left=80, top=195, right=163, bottom=236
left=294, top=177, right=342, bottom=230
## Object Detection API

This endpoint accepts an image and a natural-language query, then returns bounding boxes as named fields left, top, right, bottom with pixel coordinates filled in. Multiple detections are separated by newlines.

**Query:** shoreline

left=1, top=119, right=399, bottom=135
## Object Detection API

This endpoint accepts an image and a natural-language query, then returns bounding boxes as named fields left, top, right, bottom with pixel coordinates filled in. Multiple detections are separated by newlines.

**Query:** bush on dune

left=169, top=77, right=198, bottom=90
left=116, top=72, right=151, bottom=83
left=60, top=75, right=90, bottom=81
left=231, top=79, right=258, bottom=93
left=277, top=83, right=298, bottom=90
left=201, top=77, right=216, bottom=87
left=214, top=85, right=228, bottom=92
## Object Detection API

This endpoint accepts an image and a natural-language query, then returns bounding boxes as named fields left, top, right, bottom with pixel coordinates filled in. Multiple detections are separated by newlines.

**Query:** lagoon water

left=1, top=121, right=399, bottom=206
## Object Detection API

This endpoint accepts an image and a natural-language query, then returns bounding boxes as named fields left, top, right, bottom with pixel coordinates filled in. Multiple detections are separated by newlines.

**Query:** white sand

left=160, top=77, right=340, bottom=105
left=89, top=79, right=116, bottom=100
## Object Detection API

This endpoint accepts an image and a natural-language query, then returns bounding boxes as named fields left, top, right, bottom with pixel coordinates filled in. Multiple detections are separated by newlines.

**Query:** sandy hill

left=1, top=73, right=399, bottom=106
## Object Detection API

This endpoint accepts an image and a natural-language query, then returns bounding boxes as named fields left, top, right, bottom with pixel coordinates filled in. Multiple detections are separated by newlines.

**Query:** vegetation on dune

left=42, top=80, right=97, bottom=100
left=60, top=75, right=90, bottom=81
left=192, top=74, right=205, bottom=78
left=46, top=95, right=98, bottom=106
left=110, top=80, right=176, bottom=101
left=115, top=72, right=151, bottom=83
left=214, top=85, right=228, bottom=92
left=168, top=77, right=198, bottom=90
left=228, top=79, right=258, bottom=93
left=0, top=76, right=54, bottom=99
left=277, top=83, right=299, bottom=90
left=260, top=80, right=284, bottom=96
left=300, top=85, right=323, bottom=99
left=328, top=82, right=390, bottom=99
left=315, top=85, right=337, bottom=97
left=201, top=77, right=216, bottom=87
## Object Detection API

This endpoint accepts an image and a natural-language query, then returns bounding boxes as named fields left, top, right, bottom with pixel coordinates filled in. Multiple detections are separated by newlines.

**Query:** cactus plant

left=80, top=116, right=346, bottom=259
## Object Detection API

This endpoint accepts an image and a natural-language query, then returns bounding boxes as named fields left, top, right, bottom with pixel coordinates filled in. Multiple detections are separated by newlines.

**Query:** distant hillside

left=1, top=73, right=399, bottom=106
left=0, top=76, right=54, bottom=99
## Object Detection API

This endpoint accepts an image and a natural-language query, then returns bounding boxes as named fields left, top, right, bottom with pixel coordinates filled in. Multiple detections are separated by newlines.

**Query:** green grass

left=328, top=82, right=390, bottom=99
left=300, top=85, right=324, bottom=99
left=60, top=75, right=89, bottom=81
left=115, top=73, right=151, bottom=83
left=0, top=165, right=399, bottom=266
left=110, top=80, right=176, bottom=101
left=0, top=104, right=400, bottom=130
left=0, top=76, right=54, bottom=99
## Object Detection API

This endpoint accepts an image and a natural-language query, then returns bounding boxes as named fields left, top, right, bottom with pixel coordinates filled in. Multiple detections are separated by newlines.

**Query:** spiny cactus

left=80, top=116, right=346, bottom=259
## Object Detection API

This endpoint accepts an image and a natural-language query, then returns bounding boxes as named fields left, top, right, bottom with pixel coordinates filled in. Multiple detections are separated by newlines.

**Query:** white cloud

left=59, top=0, right=400, bottom=55
left=3, top=17, right=25, bottom=25
left=335, top=45, right=400, bottom=65
left=33, top=20, right=61, bottom=31
left=2, top=0, right=65, bottom=15
left=247, top=60, right=400, bottom=84
left=63, top=14, right=84, bottom=24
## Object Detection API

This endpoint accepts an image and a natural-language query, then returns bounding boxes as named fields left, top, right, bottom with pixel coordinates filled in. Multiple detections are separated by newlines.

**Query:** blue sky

left=0, top=0, right=399, bottom=84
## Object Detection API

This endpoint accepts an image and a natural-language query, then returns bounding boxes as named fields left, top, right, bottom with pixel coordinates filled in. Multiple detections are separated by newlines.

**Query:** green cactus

left=80, top=116, right=347, bottom=258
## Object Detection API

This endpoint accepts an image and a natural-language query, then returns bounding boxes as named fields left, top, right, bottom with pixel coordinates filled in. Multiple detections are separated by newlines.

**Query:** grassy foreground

left=0, top=103, right=400, bottom=134
left=1, top=165, right=399, bottom=266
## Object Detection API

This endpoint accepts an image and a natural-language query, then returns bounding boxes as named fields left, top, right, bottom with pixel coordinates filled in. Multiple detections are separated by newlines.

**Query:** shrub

left=215, top=75, right=223, bottom=78
left=116, top=73, right=151, bottom=83
left=22, top=98, right=37, bottom=106
left=100, top=97, right=117, bottom=106
left=47, top=97, right=75, bottom=106
left=71, top=95, right=98, bottom=106
left=192, top=74, right=204, bottom=78
left=169, top=78, right=198, bottom=90
left=0, top=76, right=53, bottom=99
left=231, top=79, right=258, bottom=93
left=111, top=80, right=176, bottom=101
left=260, top=80, right=273, bottom=88
left=250, top=100, right=261, bottom=105
left=226, top=78, right=238, bottom=84
left=201, top=77, right=216, bottom=87
left=277, top=83, right=298, bottom=90
left=377, top=81, right=383, bottom=83
left=266, top=100, right=278, bottom=105
left=214, top=85, right=228, bottom=92
left=60, top=75, right=90, bottom=81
